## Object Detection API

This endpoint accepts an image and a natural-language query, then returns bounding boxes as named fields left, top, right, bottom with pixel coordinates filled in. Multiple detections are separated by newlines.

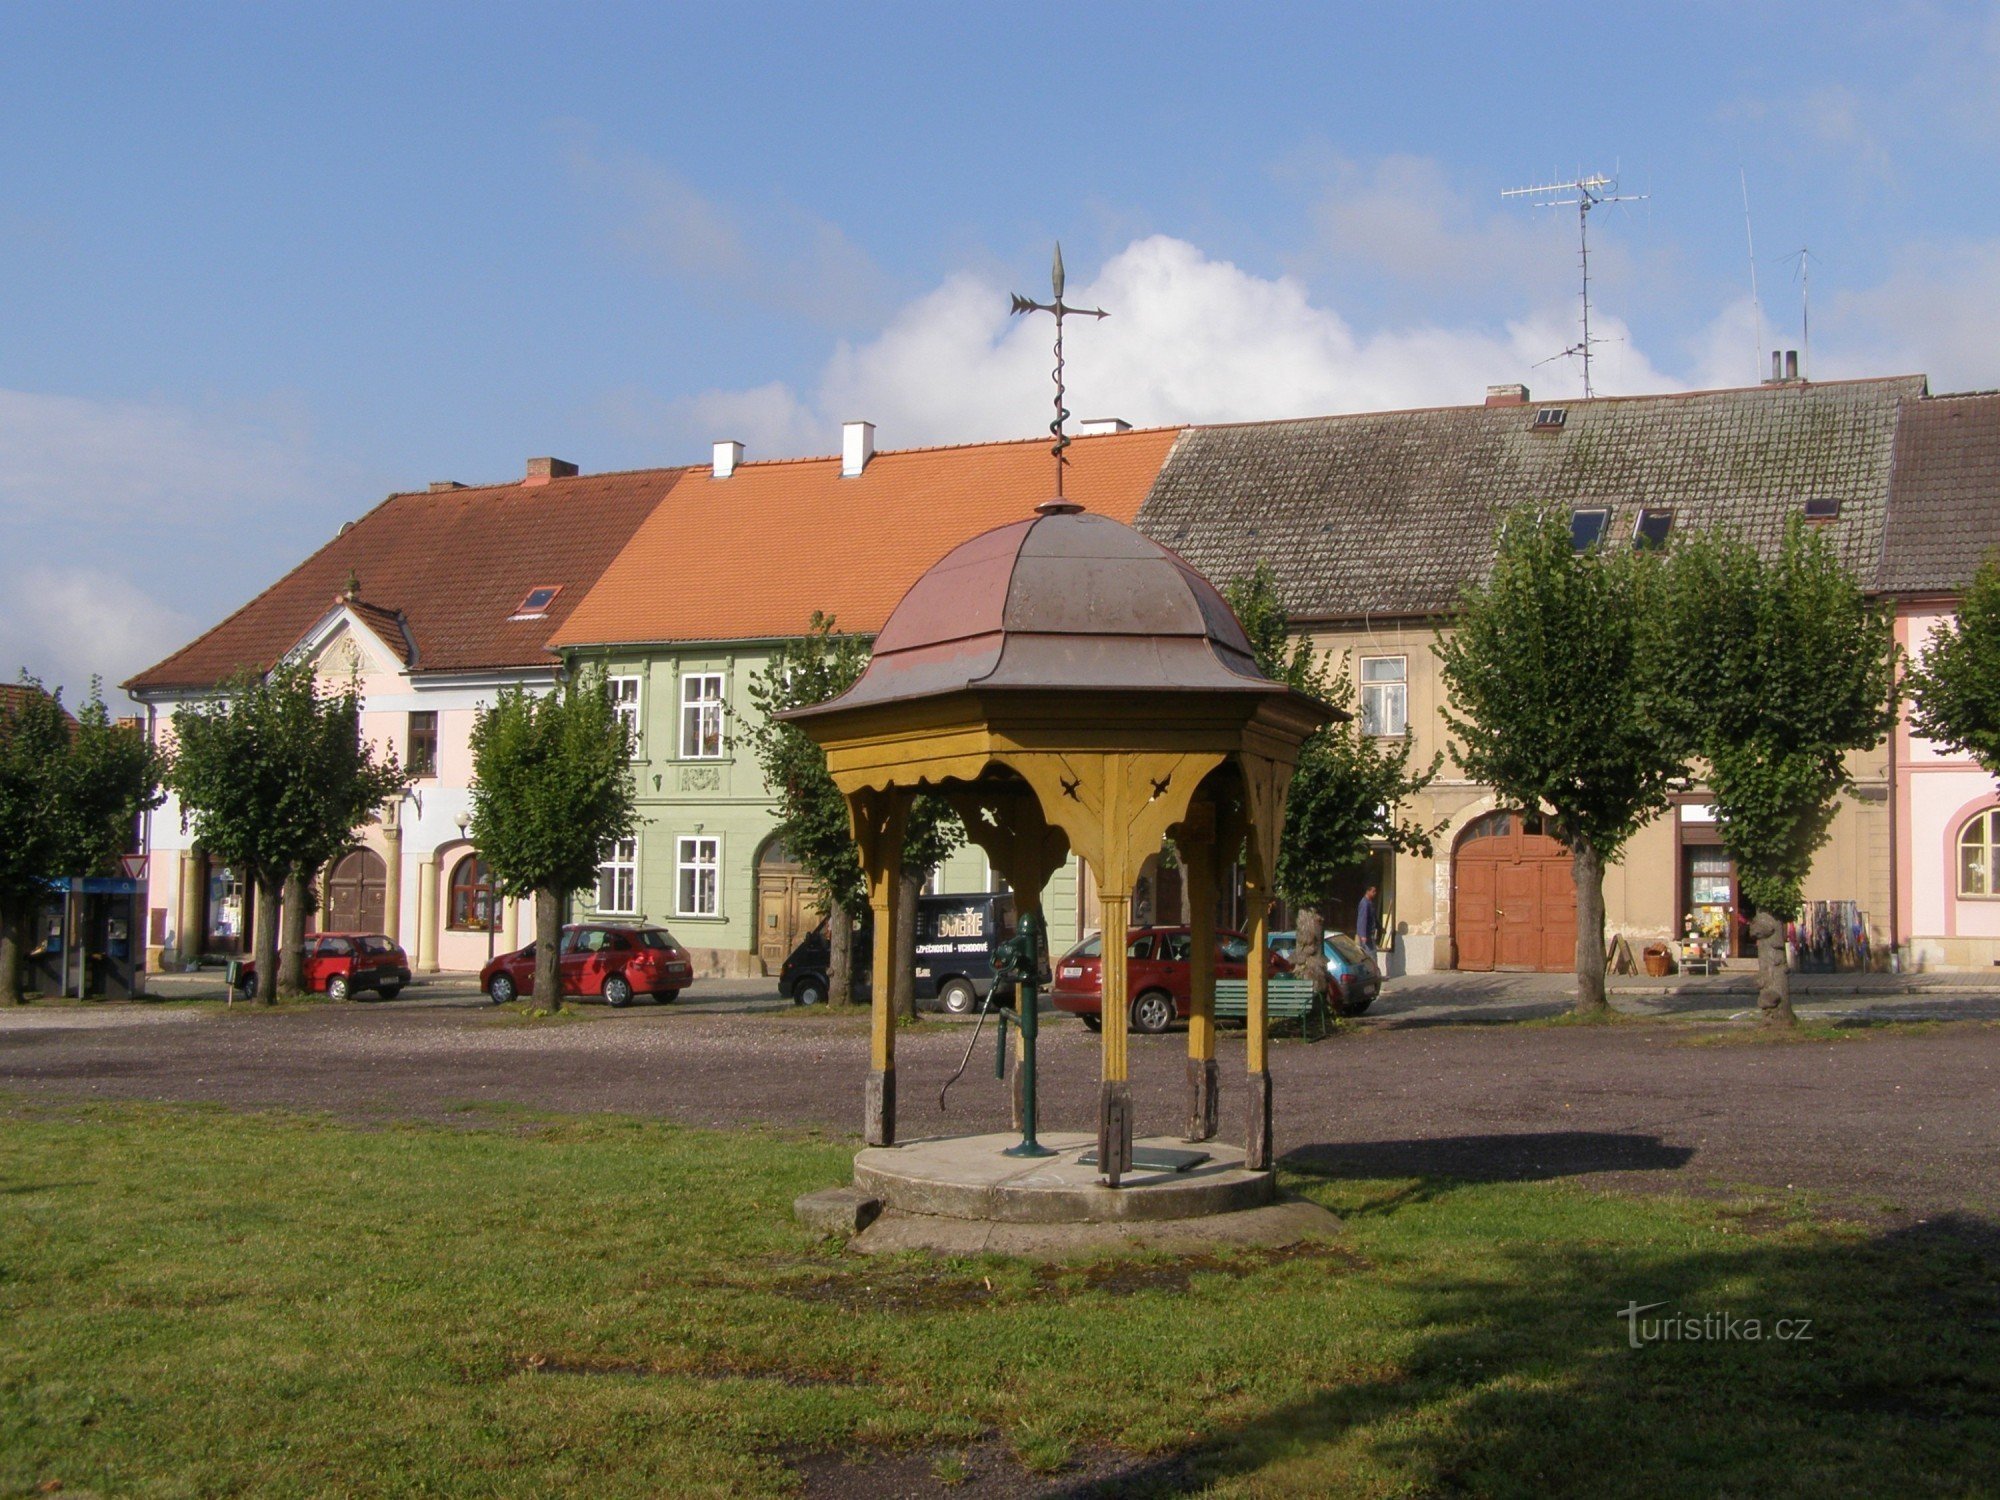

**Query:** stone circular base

left=853, top=1131, right=1276, bottom=1225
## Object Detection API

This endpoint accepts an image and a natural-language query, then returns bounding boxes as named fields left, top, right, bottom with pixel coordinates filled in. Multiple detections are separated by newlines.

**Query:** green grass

left=2, top=1099, right=1996, bottom=1497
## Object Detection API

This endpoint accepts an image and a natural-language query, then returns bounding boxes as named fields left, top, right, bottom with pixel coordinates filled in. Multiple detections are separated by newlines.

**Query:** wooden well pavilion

left=785, top=500, right=1330, bottom=1182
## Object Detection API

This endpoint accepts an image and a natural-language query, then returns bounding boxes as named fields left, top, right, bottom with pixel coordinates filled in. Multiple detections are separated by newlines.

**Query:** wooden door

left=756, top=840, right=810, bottom=975
left=1452, top=811, right=1576, bottom=972
left=326, top=849, right=387, bottom=933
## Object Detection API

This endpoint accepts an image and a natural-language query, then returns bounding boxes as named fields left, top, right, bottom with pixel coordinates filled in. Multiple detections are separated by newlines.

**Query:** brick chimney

left=524, top=456, right=579, bottom=486
left=1485, top=384, right=1531, bottom=407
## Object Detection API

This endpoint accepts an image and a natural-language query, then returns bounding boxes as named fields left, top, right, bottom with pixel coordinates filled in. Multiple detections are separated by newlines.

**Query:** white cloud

left=671, top=234, right=1682, bottom=457
left=0, top=387, right=335, bottom=705
left=1825, top=239, right=2000, bottom=391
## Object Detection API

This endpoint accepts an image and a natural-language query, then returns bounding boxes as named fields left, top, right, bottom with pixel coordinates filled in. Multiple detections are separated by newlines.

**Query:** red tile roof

left=125, top=469, right=679, bottom=694
left=0, top=682, right=79, bottom=731
left=554, top=427, right=1184, bottom=648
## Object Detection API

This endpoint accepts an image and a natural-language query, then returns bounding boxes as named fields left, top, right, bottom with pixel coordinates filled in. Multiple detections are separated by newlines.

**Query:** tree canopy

left=1649, top=518, right=1897, bottom=1023
left=1907, top=554, right=2000, bottom=781
left=1435, top=507, right=1683, bottom=1012
left=0, top=678, right=163, bottom=1002
left=169, top=660, right=407, bottom=999
left=469, top=672, right=638, bottom=1008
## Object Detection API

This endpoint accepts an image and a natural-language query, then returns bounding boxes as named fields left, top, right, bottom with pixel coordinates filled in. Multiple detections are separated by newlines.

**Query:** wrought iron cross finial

left=1010, top=242, right=1107, bottom=510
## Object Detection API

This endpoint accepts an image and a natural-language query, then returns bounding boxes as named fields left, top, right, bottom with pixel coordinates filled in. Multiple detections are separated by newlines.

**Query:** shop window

left=677, top=835, right=721, bottom=918
left=680, top=673, right=725, bottom=759
left=1959, top=809, right=2000, bottom=897
left=448, top=855, right=496, bottom=931
left=1359, top=656, right=1408, bottom=737
left=596, top=838, right=638, bottom=915
left=406, top=711, right=438, bottom=778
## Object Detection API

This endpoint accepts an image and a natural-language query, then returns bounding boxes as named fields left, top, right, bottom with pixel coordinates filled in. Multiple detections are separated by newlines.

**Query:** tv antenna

left=1782, top=247, right=1817, bottom=379
left=1502, top=171, right=1647, bottom=397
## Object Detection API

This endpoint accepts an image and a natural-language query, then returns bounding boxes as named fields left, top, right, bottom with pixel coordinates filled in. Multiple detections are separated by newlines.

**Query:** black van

left=778, top=891, right=1017, bottom=1013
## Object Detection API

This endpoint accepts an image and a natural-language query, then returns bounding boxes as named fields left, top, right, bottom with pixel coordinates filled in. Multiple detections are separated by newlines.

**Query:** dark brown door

left=1453, top=811, right=1576, bottom=972
left=326, top=849, right=387, bottom=933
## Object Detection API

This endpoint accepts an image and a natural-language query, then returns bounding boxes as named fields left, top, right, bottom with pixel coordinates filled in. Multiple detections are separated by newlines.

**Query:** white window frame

left=1359, top=655, right=1409, bottom=738
left=596, top=837, right=638, bottom=916
left=676, top=834, right=722, bottom=918
left=609, top=675, right=642, bottom=758
left=679, top=673, right=725, bottom=759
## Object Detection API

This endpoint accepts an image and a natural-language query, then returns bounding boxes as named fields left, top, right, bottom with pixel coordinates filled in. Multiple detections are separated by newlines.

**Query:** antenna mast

left=1503, top=171, right=1647, bottom=397
left=1741, top=167, right=1766, bottom=386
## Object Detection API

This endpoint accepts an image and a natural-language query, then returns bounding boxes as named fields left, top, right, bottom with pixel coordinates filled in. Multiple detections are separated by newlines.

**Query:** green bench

left=1211, top=976, right=1326, bottom=1041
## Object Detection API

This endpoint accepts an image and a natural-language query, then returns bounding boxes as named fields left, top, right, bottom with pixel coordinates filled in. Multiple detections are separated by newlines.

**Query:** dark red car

left=1049, top=926, right=1286, bottom=1034
left=237, top=932, right=411, bottom=1001
left=480, top=923, right=694, bottom=1006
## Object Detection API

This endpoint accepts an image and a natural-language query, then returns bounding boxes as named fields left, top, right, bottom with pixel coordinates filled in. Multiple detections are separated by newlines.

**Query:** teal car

left=1267, top=929, right=1380, bottom=1016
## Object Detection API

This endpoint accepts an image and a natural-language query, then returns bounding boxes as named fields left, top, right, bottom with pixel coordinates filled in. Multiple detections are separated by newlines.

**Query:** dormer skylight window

left=1802, top=497, right=1841, bottom=522
left=1632, top=508, right=1674, bottom=550
left=1533, top=407, right=1568, bottom=431
left=1570, top=508, right=1610, bottom=551
left=511, top=584, right=561, bottom=620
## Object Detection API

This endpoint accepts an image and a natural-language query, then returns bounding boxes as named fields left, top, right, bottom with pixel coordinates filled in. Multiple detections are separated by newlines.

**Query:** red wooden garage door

left=1452, top=811, right=1576, bottom=972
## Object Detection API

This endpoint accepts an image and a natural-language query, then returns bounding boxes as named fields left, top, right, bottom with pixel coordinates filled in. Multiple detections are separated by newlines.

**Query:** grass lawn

left=2, top=1098, right=1996, bottom=1497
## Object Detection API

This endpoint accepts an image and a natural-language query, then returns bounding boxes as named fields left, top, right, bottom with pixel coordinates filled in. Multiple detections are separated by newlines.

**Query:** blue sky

left=4, top=2, right=1997, bottom=702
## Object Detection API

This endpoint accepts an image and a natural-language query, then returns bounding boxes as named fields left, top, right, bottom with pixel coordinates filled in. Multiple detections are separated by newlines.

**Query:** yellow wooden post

left=1244, top=860, right=1274, bottom=1169
left=1182, top=829, right=1218, bottom=1142
left=851, top=789, right=908, bottom=1147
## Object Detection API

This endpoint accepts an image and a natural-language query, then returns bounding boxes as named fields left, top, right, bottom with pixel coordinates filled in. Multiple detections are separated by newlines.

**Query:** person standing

left=1355, top=884, right=1380, bottom=959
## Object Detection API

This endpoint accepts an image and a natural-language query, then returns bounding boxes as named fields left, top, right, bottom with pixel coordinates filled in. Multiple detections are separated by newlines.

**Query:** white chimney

left=1078, top=417, right=1132, bottom=435
left=841, top=420, right=875, bottom=477
left=712, top=440, right=743, bottom=479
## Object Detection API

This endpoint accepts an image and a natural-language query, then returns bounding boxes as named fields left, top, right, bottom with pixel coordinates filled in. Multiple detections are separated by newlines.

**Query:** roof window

left=1632, top=509, right=1674, bottom=551
left=510, top=584, right=561, bottom=620
left=1533, top=407, right=1568, bottom=431
left=1802, top=496, right=1841, bottom=522
left=1570, top=508, right=1610, bottom=551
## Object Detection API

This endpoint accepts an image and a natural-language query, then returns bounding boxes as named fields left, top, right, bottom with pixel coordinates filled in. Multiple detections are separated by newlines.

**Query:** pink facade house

left=123, top=457, right=671, bottom=974
left=1882, top=392, right=2000, bottom=969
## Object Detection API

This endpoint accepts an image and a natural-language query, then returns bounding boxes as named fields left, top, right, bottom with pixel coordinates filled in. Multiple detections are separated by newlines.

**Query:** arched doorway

left=1452, top=810, right=1575, bottom=971
left=325, top=848, right=388, bottom=933
left=756, top=839, right=811, bottom=975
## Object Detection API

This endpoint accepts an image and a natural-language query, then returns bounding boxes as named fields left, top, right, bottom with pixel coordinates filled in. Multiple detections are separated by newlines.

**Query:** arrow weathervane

left=1010, top=242, right=1107, bottom=509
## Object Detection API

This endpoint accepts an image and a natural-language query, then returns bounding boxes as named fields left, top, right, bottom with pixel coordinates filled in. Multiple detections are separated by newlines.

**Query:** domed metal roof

left=800, top=508, right=1277, bottom=715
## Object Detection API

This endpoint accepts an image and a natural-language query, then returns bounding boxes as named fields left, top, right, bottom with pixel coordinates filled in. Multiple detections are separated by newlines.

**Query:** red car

left=1049, top=926, right=1287, bottom=1034
left=237, top=932, right=411, bottom=1001
left=480, top=922, right=694, bottom=1006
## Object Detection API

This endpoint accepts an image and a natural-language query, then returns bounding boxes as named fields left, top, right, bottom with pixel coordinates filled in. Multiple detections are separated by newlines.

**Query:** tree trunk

left=1571, top=841, right=1608, bottom=1015
left=1293, top=904, right=1329, bottom=1012
left=1750, top=911, right=1793, bottom=1027
left=827, top=897, right=854, bottom=1006
left=894, top=869, right=921, bottom=1021
left=0, top=903, right=24, bottom=1004
left=278, top=870, right=311, bottom=996
left=253, top=870, right=282, bottom=1005
left=533, top=886, right=564, bottom=1010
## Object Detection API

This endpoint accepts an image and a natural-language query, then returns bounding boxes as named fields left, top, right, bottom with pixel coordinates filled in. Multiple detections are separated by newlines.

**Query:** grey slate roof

left=1878, top=391, right=2000, bottom=595
left=1136, top=375, right=1926, bottom=620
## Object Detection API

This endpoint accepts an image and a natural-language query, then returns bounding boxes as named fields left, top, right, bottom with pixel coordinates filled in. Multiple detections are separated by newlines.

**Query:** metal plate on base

left=1077, top=1146, right=1211, bottom=1173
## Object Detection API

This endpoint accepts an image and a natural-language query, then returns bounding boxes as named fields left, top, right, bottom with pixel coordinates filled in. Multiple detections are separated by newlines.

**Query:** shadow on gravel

left=1284, top=1131, right=1695, bottom=1189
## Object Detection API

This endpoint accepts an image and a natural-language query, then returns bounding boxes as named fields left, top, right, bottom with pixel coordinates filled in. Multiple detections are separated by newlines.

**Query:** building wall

left=1896, top=605, right=2000, bottom=969
left=1307, top=618, right=1894, bottom=973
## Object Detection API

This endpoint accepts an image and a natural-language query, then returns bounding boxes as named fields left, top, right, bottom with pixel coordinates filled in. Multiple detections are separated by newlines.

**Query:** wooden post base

left=865, top=1069, right=896, bottom=1147
left=1185, top=1056, right=1219, bottom=1142
left=1246, top=1069, right=1273, bottom=1170
left=1097, top=1080, right=1133, bottom=1186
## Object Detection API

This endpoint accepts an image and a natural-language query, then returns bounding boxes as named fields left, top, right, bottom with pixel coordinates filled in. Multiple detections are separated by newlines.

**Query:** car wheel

left=795, top=976, right=827, bottom=1007
left=1131, top=990, right=1176, bottom=1034
left=939, top=979, right=977, bottom=1015
left=604, top=975, right=634, bottom=1008
left=1334, top=986, right=1375, bottom=1018
left=376, top=982, right=402, bottom=1000
left=236, top=975, right=259, bottom=1002
left=1080, top=1014, right=1102, bottom=1032
left=326, top=974, right=351, bottom=1002
left=487, top=973, right=516, bottom=1005
left=655, top=988, right=679, bottom=1005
